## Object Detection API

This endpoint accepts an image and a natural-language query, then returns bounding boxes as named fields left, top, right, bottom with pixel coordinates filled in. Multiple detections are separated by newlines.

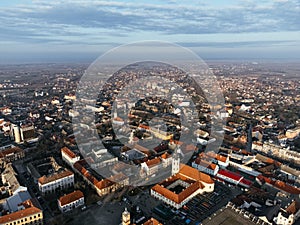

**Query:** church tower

left=172, top=146, right=180, bottom=175
left=122, top=207, right=130, bottom=225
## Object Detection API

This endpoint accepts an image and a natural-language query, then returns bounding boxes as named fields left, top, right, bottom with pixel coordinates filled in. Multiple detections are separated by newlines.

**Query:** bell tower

left=122, top=207, right=130, bottom=225
left=172, top=146, right=180, bottom=175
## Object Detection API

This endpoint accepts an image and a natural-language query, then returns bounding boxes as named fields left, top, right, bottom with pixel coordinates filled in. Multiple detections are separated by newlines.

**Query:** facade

left=61, top=147, right=80, bottom=167
left=73, top=160, right=129, bottom=197
left=0, top=146, right=25, bottom=162
left=122, top=208, right=130, bottom=225
left=192, top=158, right=219, bottom=176
left=0, top=206, right=43, bottom=225
left=151, top=164, right=214, bottom=209
left=95, top=173, right=129, bottom=196
left=58, top=190, right=84, bottom=213
left=38, top=170, right=74, bottom=194
left=274, top=201, right=300, bottom=225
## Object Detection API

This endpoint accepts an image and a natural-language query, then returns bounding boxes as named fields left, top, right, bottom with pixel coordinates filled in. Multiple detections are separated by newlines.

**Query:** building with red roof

left=151, top=164, right=214, bottom=209
left=58, top=190, right=84, bottom=213
left=61, top=147, right=80, bottom=168
left=0, top=206, right=43, bottom=225
left=192, top=158, right=219, bottom=176
left=38, top=169, right=74, bottom=194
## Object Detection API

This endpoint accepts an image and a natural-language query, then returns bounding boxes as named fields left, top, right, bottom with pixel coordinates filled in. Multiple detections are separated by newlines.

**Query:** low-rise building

left=0, top=146, right=25, bottom=163
left=0, top=206, right=43, bottom=225
left=58, top=190, right=84, bottom=213
left=274, top=200, right=300, bottom=225
left=61, top=147, right=80, bottom=167
left=151, top=164, right=214, bottom=209
left=38, top=170, right=74, bottom=194
left=192, top=158, right=219, bottom=176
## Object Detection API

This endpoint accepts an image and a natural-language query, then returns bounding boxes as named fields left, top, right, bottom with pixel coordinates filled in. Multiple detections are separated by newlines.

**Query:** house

left=58, top=190, right=84, bottom=213
left=192, top=158, right=219, bottom=176
left=274, top=201, right=300, bottom=225
left=61, top=147, right=80, bottom=167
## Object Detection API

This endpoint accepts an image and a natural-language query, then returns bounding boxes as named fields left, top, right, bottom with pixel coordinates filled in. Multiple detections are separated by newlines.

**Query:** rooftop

left=0, top=206, right=42, bottom=224
left=59, top=190, right=84, bottom=206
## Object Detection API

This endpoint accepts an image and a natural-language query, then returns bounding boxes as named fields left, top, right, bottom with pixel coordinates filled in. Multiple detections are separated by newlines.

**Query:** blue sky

left=0, top=0, right=299, bottom=63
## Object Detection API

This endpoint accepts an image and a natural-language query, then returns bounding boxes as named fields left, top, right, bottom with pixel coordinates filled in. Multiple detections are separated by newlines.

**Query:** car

left=81, top=206, right=87, bottom=211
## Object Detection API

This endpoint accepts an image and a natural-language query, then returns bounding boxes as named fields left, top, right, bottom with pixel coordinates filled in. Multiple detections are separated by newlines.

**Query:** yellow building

left=0, top=206, right=43, bottom=225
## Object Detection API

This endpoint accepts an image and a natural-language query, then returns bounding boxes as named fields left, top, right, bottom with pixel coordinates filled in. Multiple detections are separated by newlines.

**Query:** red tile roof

left=0, top=146, right=24, bottom=158
left=146, top=158, right=161, bottom=167
left=0, top=206, right=42, bottom=224
left=38, top=170, right=73, bottom=185
left=59, top=190, right=84, bottom=206
left=286, top=201, right=300, bottom=215
left=257, top=175, right=300, bottom=194
left=61, top=147, right=77, bottom=159
left=143, top=218, right=162, bottom=225
left=218, top=169, right=242, bottom=181
left=179, top=164, right=214, bottom=184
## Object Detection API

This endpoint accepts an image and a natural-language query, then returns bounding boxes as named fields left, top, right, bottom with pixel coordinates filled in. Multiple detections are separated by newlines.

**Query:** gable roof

left=0, top=206, right=41, bottom=224
left=59, top=190, right=84, bottom=206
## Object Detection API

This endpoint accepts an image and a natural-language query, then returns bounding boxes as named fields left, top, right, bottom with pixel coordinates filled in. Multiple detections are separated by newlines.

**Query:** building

left=192, top=158, right=219, bottom=176
left=61, top=147, right=80, bottom=167
left=151, top=164, right=214, bottom=209
left=73, top=160, right=129, bottom=197
left=58, top=190, right=84, bottom=213
left=38, top=170, right=74, bottom=194
left=0, top=206, right=43, bottom=225
left=122, top=208, right=130, bottom=225
left=95, top=173, right=129, bottom=197
left=142, top=218, right=163, bottom=225
left=1, top=163, right=21, bottom=195
left=286, top=127, right=300, bottom=139
left=0, top=146, right=25, bottom=163
left=274, top=201, right=300, bottom=225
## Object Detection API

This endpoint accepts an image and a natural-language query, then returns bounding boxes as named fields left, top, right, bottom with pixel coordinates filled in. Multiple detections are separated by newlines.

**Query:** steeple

left=122, top=207, right=130, bottom=225
left=172, top=146, right=180, bottom=175
left=247, top=123, right=253, bottom=152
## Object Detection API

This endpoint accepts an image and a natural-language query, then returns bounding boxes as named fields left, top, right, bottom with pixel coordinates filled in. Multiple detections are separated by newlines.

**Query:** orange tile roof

left=257, top=175, right=300, bottom=194
left=142, top=218, right=163, bottom=225
left=0, top=206, right=42, bottom=224
left=161, top=152, right=171, bottom=159
left=61, top=147, right=77, bottom=159
left=146, top=158, right=161, bottom=167
left=194, top=158, right=217, bottom=170
left=179, top=164, right=214, bottom=184
left=286, top=201, right=300, bottom=215
left=152, top=179, right=204, bottom=204
left=59, top=190, right=84, bottom=206
left=38, top=170, right=73, bottom=185
left=0, top=146, right=24, bottom=158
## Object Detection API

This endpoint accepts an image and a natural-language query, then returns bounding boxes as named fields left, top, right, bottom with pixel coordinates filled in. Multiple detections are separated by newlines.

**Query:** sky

left=0, top=0, right=299, bottom=63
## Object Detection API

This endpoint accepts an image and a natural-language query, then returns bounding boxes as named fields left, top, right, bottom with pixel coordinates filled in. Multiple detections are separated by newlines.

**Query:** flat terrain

left=202, top=208, right=255, bottom=225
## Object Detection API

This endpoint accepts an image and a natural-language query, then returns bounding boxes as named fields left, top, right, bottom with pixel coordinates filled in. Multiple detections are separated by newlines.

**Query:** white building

left=192, top=158, right=219, bottom=176
left=38, top=170, right=74, bottom=194
left=58, top=190, right=84, bottom=213
left=274, top=201, right=300, bottom=225
left=61, top=147, right=80, bottom=167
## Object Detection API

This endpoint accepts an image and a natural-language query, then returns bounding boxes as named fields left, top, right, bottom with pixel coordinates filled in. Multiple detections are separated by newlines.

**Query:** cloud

left=0, top=0, right=299, bottom=50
